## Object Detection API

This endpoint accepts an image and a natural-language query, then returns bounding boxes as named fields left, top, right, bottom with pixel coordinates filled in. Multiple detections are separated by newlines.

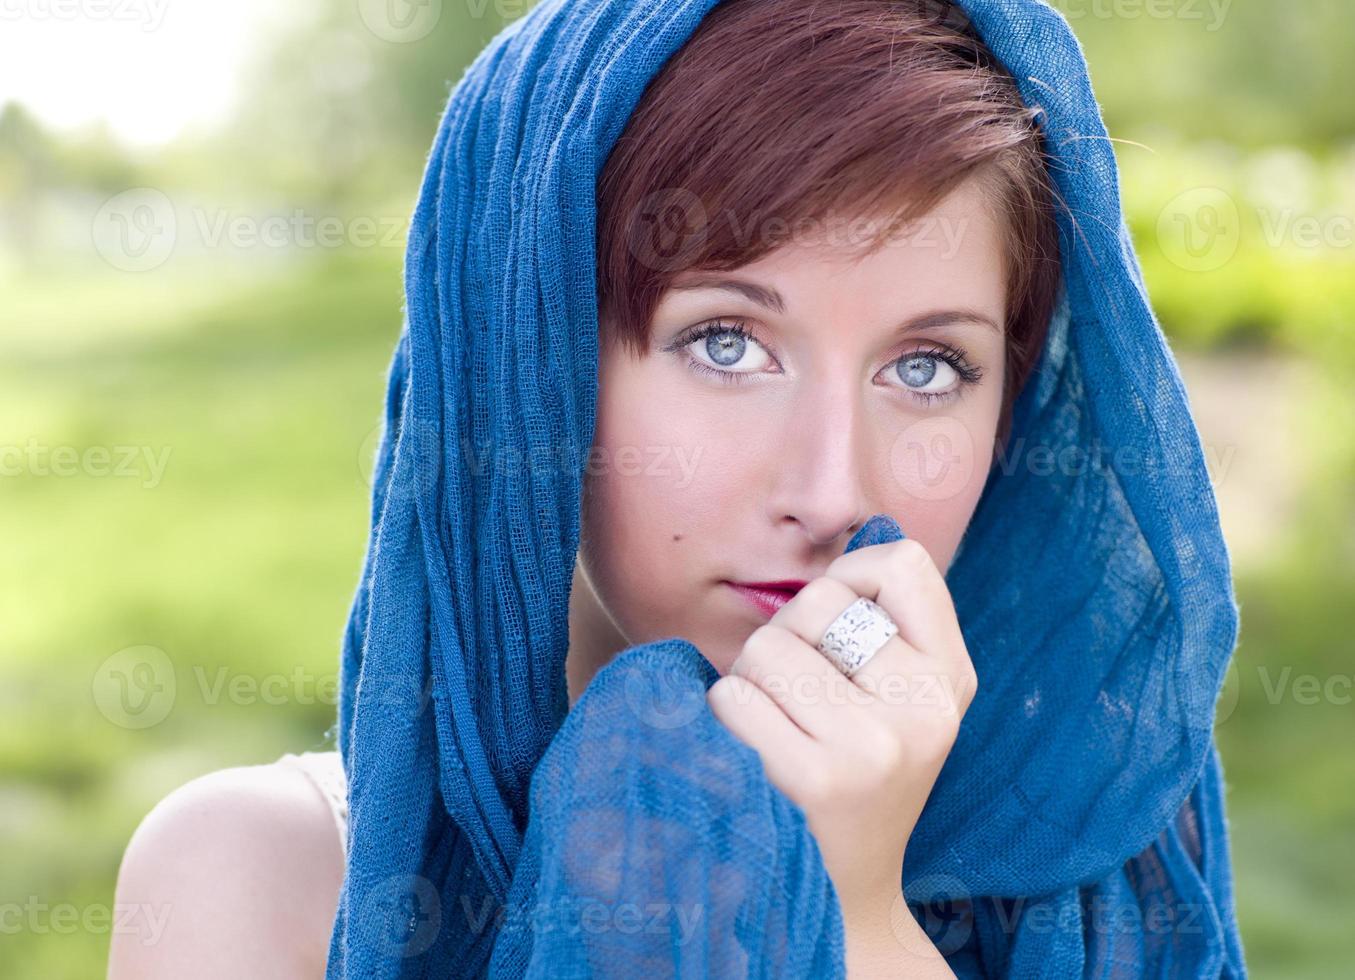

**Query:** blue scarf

left=328, top=1, right=1246, bottom=975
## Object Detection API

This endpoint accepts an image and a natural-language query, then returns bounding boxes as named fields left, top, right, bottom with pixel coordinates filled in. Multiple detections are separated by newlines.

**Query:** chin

left=691, top=634, right=741, bottom=677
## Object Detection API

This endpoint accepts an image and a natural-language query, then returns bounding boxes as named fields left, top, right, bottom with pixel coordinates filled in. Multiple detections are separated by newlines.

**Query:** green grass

left=0, top=248, right=402, bottom=976
left=1, top=226, right=1351, bottom=975
left=1219, top=395, right=1355, bottom=977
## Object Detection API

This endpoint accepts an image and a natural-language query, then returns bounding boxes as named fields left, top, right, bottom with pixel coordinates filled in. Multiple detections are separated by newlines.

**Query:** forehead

left=669, top=179, right=1007, bottom=319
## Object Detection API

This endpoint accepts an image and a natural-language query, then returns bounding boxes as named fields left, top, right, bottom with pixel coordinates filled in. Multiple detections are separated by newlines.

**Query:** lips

left=723, top=579, right=808, bottom=619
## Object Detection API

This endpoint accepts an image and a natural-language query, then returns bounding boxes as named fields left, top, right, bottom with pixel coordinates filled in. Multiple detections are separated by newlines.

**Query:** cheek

left=580, top=362, right=756, bottom=638
left=590, top=369, right=758, bottom=527
left=880, top=396, right=1000, bottom=569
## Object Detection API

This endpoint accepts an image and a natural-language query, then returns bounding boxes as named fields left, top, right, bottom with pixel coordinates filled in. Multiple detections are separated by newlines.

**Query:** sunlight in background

left=1, top=2, right=1352, bottom=976
left=0, top=0, right=308, bottom=145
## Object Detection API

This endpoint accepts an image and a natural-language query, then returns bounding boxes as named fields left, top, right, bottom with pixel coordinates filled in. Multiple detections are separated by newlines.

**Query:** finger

left=768, top=575, right=916, bottom=704
left=730, top=623, right=867, bottom=741
left=864, top=642, right=974, bottom=722
left=826, top=538, right=966, bottom=664
left=825, top=541, right=975, bottom=705
left=706, top=674, right=821, bottom=793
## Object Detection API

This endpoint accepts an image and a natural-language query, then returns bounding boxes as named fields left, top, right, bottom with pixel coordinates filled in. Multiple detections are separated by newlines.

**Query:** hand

left=706, top=537, right=978, bottom=935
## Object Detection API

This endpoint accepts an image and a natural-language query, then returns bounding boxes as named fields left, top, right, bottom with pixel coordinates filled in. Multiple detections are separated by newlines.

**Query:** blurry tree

left=223, top=1, right=532, bottom=208
left=1068, top=0, right=1355, bottom=150
left=0, top=102, right=55, bottom=261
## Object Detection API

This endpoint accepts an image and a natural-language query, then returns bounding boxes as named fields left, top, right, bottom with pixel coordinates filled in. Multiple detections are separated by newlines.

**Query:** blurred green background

left=1, top=1, right=1352, bottom=976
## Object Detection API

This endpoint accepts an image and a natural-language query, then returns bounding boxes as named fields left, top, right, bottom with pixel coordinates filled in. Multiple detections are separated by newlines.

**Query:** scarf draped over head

left=328, top=0, right=1246, bottom=975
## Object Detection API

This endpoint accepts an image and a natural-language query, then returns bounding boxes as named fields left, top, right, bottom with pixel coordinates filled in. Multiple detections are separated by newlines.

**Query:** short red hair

left=596, top=0, right=1063, bottom=455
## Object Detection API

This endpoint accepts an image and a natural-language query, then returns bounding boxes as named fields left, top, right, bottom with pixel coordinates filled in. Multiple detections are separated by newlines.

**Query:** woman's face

left=577, top=177, right=1007, bottom=675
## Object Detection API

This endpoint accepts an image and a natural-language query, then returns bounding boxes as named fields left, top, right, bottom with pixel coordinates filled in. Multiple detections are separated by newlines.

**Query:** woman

left=110, top=0, right=1245, bottom=976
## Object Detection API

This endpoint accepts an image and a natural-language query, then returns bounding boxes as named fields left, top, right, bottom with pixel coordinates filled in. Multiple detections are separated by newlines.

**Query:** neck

left=565, top=557, right=628, bottom=708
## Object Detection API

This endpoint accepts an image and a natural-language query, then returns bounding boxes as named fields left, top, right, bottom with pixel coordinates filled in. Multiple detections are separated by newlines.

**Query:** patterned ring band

left=815, top=595, right=899, bottom=678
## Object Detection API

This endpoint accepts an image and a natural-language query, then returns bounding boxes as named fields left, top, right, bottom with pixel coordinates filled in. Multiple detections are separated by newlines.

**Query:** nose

left=765, top=384, right=869, bottom=548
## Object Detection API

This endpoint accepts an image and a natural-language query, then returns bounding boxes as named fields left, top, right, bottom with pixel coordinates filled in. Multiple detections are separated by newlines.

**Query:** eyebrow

left=668, top=275, right=1002, bottom=334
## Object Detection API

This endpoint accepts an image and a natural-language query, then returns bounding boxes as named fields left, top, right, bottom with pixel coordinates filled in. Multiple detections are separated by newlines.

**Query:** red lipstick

left=723, top=580, right=808, bottom=619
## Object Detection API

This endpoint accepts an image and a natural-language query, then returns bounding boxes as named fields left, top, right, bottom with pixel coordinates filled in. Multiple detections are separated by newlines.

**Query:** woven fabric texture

left=327, top=1, right=1246, bottom=976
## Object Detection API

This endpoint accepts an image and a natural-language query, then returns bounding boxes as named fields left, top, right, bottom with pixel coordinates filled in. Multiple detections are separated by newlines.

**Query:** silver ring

left=816, top=596, right=898, bottom=678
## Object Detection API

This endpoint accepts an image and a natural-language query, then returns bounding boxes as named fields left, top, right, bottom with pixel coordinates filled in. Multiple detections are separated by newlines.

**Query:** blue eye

left=898, top=354, right=942, bottom=388
left=661, top=321, right=985, bottom=402
left=704, top=329, right=750, bottom=367
left=884, top=344, right=985, bottom=406
left=665, top=319, right=776, bottom=384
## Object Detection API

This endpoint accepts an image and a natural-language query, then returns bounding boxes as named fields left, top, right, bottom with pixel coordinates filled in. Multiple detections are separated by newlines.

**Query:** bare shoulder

left=109, top=757, right=345, bottom=979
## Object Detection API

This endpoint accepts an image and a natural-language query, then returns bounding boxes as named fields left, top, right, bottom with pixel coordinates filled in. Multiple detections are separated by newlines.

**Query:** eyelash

left=662, top=318, right=986, bottom=406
